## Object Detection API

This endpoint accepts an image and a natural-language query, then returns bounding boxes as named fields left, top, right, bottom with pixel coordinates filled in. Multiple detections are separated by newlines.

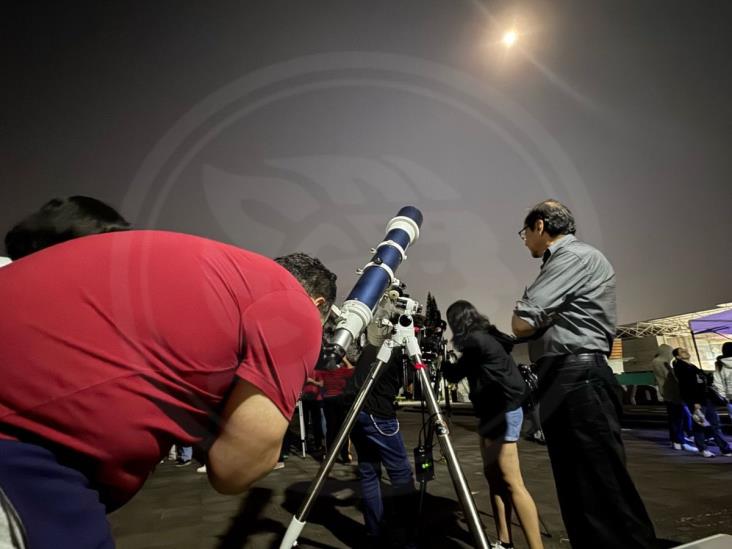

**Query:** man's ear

left=535, top=219, right=544, bottom=235
left=312, top=296, right=328, bottom=325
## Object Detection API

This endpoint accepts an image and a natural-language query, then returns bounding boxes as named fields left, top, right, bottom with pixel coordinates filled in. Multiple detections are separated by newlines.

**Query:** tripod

left=280, top=307, right=490, bottom=549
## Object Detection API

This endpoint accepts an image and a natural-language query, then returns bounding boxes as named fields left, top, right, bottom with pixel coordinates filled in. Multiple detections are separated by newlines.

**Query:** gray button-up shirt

left=514, top=234, right=617, bottom=363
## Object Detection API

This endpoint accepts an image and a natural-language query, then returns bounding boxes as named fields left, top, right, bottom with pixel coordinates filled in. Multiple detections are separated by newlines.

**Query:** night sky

left=3, top=1, right=731, bottom=329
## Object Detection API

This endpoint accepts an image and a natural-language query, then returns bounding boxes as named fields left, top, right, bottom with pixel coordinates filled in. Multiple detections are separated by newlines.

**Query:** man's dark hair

left=275, top=252, right=337, bottom=318
left=524, top=199, right=576, bottom=237
left=446, top=299, right=494, bottom=352
left=5, top=196, right=131, bottom=260
left=672, top=347, right=682, bottom=358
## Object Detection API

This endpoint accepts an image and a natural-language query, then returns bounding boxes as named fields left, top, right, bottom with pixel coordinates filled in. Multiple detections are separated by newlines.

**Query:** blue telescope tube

left=326, top=206, right=422, bottom=364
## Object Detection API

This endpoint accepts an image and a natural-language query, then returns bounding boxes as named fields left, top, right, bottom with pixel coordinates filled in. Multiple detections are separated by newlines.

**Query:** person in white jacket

left=714, top=342, right=732, bottom=418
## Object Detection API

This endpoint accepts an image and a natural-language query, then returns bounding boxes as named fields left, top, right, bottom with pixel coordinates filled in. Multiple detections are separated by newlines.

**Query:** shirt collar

left=542, top=234, right=576, bottom=265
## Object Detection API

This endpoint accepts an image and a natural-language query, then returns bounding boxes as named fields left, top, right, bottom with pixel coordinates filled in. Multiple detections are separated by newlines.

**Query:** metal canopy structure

left=689, top=308, right=732, bottom=336
left=617, top=305, right=732, bottom=339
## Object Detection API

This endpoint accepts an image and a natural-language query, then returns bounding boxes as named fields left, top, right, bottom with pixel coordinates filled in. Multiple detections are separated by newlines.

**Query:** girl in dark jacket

left=445, top=300, right=543, bottom=549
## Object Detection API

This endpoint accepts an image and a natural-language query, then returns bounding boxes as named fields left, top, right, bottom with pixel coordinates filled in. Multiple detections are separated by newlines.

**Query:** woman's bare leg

left=481, top=436, right=512, bottom=545
left=496, top=441, right=543, bottom=549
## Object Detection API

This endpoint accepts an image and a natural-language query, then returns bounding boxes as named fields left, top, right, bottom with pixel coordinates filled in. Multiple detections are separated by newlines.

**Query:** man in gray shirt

left=512, top=199, right=656, bottom=549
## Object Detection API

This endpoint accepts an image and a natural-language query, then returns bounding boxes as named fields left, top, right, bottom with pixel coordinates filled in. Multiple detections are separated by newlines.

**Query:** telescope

left=319, top=206, right=422, bottom=369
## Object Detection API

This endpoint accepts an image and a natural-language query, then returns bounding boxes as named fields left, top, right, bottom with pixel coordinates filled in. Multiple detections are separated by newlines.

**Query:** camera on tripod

left=416, top=293, right=447, bottom=367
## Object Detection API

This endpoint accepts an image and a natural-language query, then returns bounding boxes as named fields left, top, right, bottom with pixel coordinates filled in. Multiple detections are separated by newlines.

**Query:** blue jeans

left=350, top=411, right=415, bottom=537
left=691, top=403, right=731, bottom=453
left=666, top=402, right=686, bottom=444
left=177, top=445, right=192, bottom=461
left=0, top=441, right=114, bottom=549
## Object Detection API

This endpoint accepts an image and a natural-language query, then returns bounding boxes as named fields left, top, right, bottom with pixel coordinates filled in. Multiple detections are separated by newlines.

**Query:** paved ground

left=109, top=407, right=732, bottom=548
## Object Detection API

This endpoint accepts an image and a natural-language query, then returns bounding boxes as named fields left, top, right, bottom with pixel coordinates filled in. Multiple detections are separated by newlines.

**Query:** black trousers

left=665, top=402, right=686, bottom=445
left=537, top=353, right=656, bottom=549
left=301, top=399, right=324, bottom=450
left=323, top=397, right=350, bottom=461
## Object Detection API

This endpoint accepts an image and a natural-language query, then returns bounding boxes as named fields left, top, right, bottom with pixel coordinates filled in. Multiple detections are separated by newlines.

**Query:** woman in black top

left=445, top=300, right=543, bottom=549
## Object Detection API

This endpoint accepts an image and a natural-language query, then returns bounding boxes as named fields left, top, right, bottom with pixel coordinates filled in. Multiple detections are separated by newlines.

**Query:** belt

left=537, top=351, right=607, bottom=369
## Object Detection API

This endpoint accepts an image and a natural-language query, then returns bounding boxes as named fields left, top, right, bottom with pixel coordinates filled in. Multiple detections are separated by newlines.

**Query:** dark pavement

left=109, top=406, right=732, bottom=548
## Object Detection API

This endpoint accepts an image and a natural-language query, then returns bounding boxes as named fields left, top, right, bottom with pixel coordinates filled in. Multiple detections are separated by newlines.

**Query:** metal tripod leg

left=538, top=511, right=552, bottom=538
left=296, top=400, right=307, bottom=458
left=279, top=341, right=395, bottom=548
left=412, top=361, right=490, bottom=549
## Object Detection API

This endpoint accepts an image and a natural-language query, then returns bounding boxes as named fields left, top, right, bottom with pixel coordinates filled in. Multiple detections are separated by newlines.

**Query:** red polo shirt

left=0, top=230, right=322, bottom=509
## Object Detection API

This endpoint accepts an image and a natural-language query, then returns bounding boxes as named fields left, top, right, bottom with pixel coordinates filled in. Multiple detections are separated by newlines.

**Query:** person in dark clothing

left=672, top=347, right=731, bottom=458
left=320, top=361, right=355, bottom=463
left=343, top=298, right=416, bottom=548
left=444, top=300, right=542, bottom=549
left=512, top=199, right=656, bottom=548
left=301, top=375, right=325, bottom=455
left=651, top=344, right=695, bottom=451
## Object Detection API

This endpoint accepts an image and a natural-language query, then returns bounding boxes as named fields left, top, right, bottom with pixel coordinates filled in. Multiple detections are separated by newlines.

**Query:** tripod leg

left=413, top=364, right=491, bottom=549
left=538, top=510, right=552, bottom=538
left=297, top=400, right=307, bottom=458
left=280, top=343, right=394, bottom=549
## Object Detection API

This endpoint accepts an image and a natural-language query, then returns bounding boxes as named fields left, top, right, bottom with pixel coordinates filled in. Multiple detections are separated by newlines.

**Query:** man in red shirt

left=0, top=229, right=336, bottom=548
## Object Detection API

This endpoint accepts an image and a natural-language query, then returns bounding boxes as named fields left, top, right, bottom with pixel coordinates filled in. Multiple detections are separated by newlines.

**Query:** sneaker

left=682, top=443, right=699, bottom=452
left=672, top=443, right=682, bottom=450
left=174, top=458, right=192, bottom=467
left=721, top=451, right=732, bottom=457
left=196, top=465, right=207, bottom=474
left=701, top=450, right=715, bottom=458
left=273, top=461, right=285, bottom=470
left=491, top=542, right=514, bottom=549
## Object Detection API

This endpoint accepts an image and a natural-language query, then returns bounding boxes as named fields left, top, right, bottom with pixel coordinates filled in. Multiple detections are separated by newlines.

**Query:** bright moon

left=502, top=30, right=518, bottom=48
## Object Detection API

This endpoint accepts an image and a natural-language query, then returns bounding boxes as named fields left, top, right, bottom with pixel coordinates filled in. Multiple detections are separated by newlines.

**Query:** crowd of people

left=652, top=343, right=732, bottom=458
left=1, top=196, right=729, bottom=549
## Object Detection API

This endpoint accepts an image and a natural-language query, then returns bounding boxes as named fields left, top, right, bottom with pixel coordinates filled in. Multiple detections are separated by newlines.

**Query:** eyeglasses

left=518, top=226, right=528, bottom=240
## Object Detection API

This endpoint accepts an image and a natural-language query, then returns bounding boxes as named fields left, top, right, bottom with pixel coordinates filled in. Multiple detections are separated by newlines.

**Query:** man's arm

left=306, top=376, right=324, bottom=387
left=205, top=288, right=323, bottom=494
left=511, top=314, right=536, bottom=338
left=712, top=367, right=726, bottom=396
left=207, top=379, right=288, bottom=494
left=512, top=250, right=590, bottom=337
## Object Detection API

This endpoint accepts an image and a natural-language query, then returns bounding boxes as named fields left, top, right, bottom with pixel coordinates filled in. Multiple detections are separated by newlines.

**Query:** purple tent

left=689, top=308, right=732, bottom=335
